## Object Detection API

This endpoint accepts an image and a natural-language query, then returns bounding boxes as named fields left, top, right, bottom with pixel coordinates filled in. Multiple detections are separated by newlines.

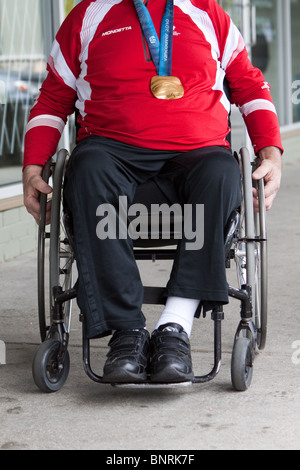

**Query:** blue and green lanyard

left=133, top=0, right=174, bottom=77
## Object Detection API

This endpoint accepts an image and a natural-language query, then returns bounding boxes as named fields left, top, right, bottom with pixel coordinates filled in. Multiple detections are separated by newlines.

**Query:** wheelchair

left=32, top=145, right=268, bottom=393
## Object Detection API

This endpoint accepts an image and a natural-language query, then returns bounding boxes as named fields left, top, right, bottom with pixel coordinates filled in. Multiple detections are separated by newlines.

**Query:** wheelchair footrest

left=111, top=381, right=193, bottom=389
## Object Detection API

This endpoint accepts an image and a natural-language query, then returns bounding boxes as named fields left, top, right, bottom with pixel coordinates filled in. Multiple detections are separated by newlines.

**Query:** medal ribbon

left=133, top=0, right=174, bottom=76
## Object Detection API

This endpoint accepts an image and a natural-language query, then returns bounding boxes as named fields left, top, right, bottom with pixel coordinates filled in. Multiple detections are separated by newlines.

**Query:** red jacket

left=23, top=0, right=283, bottom=168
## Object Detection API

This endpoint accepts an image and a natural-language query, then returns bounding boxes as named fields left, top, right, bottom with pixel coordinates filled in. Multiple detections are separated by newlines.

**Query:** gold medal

left=150, top=76, right=184, bottom=100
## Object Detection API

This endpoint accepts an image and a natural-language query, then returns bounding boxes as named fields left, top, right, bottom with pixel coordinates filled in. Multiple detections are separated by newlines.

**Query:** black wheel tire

left=231, top=337, right=254, bottom=391
left=32, top=339, right=70, bottom=393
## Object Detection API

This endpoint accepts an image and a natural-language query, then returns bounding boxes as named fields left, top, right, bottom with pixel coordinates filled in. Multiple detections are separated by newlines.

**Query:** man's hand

left=23, top=165, right=53, bottom=224
left=252, top=146, right=282, bottom=212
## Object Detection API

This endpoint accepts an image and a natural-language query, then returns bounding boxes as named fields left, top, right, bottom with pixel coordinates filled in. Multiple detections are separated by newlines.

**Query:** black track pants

left=64, top=136, right=241, bottom=338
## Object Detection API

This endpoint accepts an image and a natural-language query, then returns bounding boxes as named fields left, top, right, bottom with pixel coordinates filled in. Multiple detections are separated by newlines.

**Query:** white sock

left=154, top=296, right=200, bottom=337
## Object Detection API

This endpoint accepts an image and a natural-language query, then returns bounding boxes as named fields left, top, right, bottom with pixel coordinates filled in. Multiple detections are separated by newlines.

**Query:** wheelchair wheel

left=37, top=149, right=74, bottom=341
left=32, top=339, right=70, bottom=393
left=231, top=336, right=254, bottom=391
left=234, top=147, right=268, bottom=350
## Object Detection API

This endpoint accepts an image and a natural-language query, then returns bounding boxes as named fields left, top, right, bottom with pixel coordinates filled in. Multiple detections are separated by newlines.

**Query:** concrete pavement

left=0, top=134, right=299, bottom=450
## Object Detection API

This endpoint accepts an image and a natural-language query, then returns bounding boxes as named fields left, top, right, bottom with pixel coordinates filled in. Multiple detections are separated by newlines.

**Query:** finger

left=252, top=161, right=281, bottom=209
left=252, top=182, right=276, bottom=211
left=263, top=179, right=279, bottom=200
left=32, top=176, right=53, bottom=195
left=252, top=187, right=260, bottom=212
left=253, top=197, right=259, bottom=213
left=252, top=186, right=258, bottom=198
left=264, top=193, right=275, bottom=211
left=252, top=159, right=273, bottom=181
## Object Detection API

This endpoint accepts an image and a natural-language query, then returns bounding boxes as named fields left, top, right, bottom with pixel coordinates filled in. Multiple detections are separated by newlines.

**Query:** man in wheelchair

left=23, top=0, right=282, bottom=384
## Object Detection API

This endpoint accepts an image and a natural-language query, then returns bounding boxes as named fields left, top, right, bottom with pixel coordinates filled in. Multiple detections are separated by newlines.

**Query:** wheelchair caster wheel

left=231, top=337, right=254, bottom=391
left=32, top=339, right=70, bottom=393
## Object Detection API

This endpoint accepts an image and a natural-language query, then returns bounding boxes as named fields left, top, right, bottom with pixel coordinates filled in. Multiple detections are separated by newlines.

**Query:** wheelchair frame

left=33, top=146, right=268, bottom=393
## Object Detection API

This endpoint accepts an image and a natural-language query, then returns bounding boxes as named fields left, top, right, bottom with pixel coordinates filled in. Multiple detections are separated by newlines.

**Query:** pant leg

left=63, top=137, right=176, bottom=338
left=155, top=147, right=242, bottom=310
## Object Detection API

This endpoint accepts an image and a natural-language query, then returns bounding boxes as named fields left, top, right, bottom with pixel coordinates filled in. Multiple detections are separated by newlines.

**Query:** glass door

left=0, top=0, right=47, bottom=185
left=220, top=0, right=291, bottom=144
left=251, top=0, right=280, bottom=114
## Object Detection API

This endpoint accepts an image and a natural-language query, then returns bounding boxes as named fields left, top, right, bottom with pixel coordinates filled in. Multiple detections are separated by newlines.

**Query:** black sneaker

left=150, top=323, right=194, bottom=383
left=102, top=329, right=150, bottom=383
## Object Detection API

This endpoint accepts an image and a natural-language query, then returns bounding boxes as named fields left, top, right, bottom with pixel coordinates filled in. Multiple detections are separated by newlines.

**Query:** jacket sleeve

left=23, top=11, right=80, bottom=168
left=224, top=34, right=283, bottom=154
left=211, top=1, right=283, bottom=154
